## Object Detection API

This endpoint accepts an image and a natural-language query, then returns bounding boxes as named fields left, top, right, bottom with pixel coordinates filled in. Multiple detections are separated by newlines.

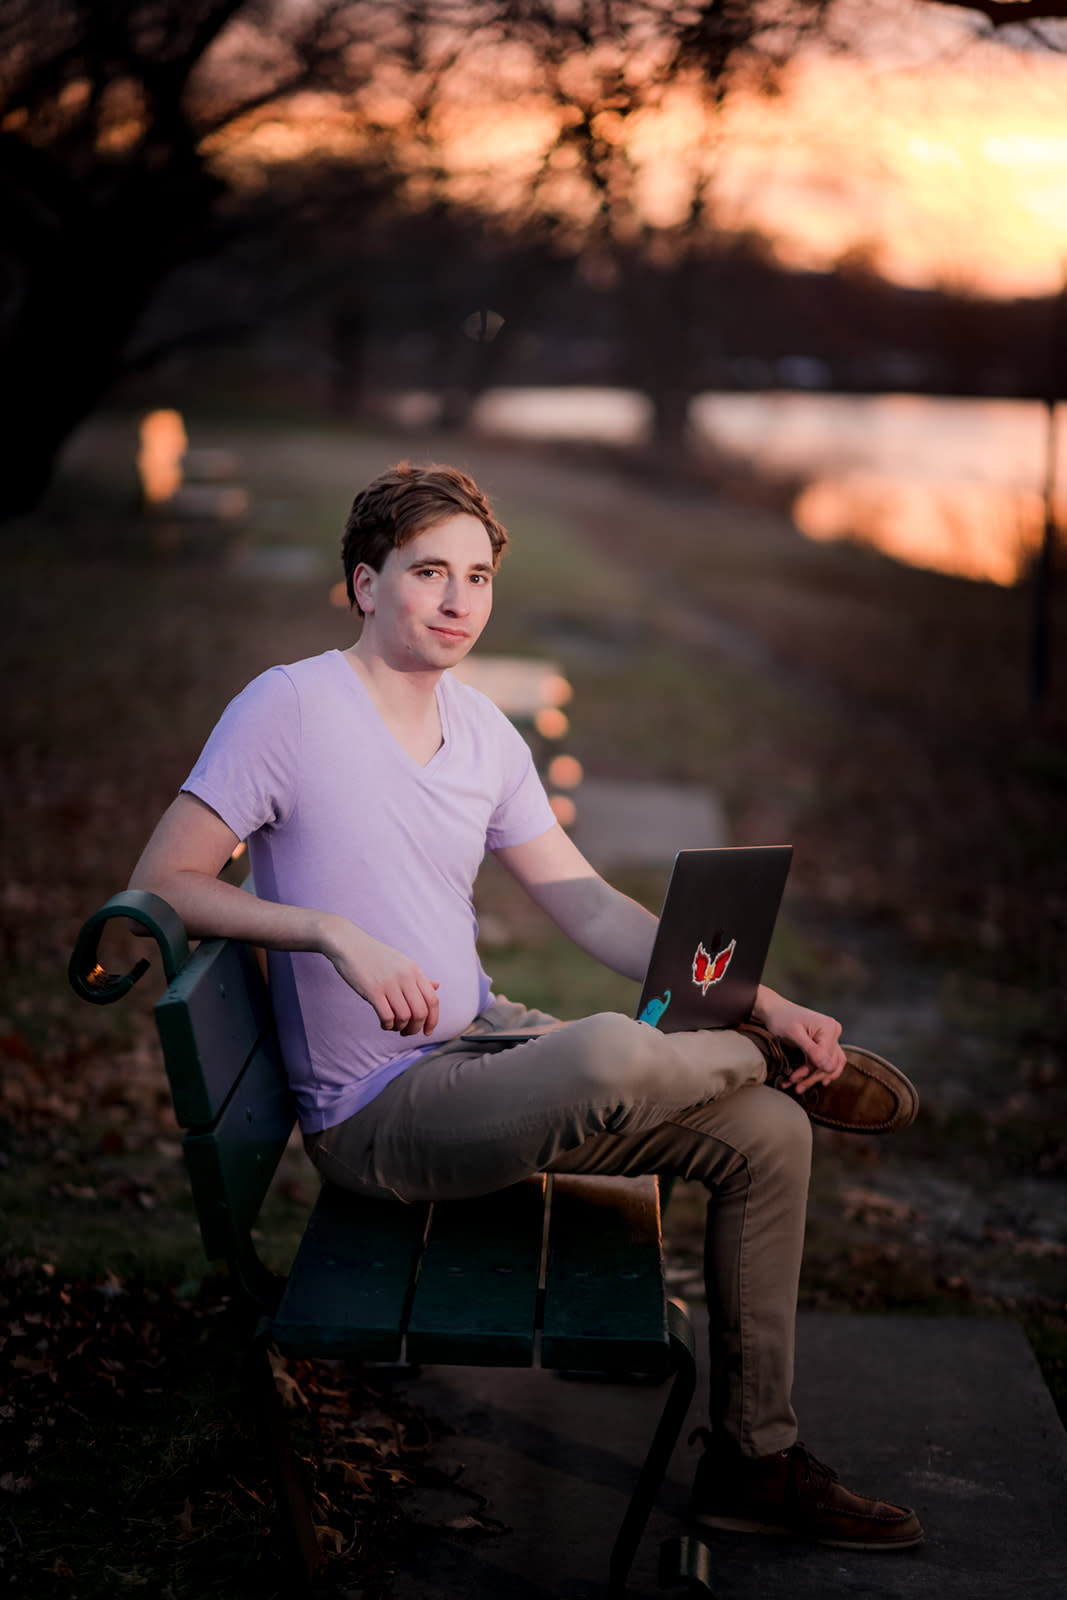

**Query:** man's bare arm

left=492, top=824, right=658, bottom=981
left=495, top=823, right=845, bottom=1079
left=129, top=793, right=441, bottom=1036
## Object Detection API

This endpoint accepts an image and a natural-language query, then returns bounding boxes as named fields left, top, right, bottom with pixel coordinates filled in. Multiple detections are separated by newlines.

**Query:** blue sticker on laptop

left=637, top=990, right=671, bottom=1027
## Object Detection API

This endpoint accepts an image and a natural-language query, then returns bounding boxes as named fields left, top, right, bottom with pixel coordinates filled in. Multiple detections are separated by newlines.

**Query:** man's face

left=354, top=514, right=495, bottom=671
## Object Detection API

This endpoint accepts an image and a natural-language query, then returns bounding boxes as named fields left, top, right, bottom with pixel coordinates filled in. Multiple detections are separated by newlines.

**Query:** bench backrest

left=158, top=935, right=295, bottom=1280
left=69, top=890, right=296, bottom=1305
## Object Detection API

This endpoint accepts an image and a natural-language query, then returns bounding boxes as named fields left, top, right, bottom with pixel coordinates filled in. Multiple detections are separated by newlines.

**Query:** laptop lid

left=635, top=845, right=792, bottom=1032
left=463, top=844, right=792, bottom=1046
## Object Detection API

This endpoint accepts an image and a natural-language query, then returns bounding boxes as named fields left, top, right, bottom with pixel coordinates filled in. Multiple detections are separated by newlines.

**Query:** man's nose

left=442, top=579, right=469, bottom=614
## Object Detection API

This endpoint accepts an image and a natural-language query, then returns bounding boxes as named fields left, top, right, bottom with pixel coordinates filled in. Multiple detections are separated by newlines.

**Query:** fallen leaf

left=440, top=1511, right=508, bottom=1536
left=841, top=1185, right=918, bottom=1225
left=231, top=1476, right=268, bottom=1507
left=985, top=1227, right=1067, bottom=1259
left=0, top=1471, right=35, bottom=1494
left=323, top=1458, right=374, bottom=1492
left=12, top=1354, right=50, bottom=1375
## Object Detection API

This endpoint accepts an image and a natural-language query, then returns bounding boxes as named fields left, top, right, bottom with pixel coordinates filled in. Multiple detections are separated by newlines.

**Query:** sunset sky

left=448, top=2, right=1067, bottom=299
left=710, top=18, right=1067, bottom=298
left=227, top=2, right=1067, bottom=299
left=204, top=4, right=1067, bottom=584
left=443, top=65, right=1067, bottom=296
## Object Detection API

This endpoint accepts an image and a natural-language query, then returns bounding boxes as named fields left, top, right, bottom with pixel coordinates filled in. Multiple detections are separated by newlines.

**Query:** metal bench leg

left=658, top=1533, right=715, bottom=1592
left=246, top=1327, right=322, bottom=1591
left=608, top=1300, right=698, bottom=1596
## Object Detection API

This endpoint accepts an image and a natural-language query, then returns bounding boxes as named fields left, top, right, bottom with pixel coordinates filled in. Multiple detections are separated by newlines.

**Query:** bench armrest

left=68, top=889, right=191, bottom=1004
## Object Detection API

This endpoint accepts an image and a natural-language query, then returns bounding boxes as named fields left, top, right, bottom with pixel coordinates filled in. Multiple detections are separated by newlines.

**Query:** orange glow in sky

left=442, top=50, right=1067, bottom=298
left=712, top=50, right=1067, bottom=297
left=210, top=6, right=1067, bottom=302
left=793, top=473, right=1050, bottom=585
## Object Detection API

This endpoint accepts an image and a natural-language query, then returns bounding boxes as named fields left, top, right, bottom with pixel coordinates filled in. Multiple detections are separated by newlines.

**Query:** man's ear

left=353, top=562, right=377, bottom=614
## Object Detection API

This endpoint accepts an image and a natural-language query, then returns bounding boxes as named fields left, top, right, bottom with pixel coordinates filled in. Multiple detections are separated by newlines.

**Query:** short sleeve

left=484, top=715, right=557, bottom=850
left=182, top=667, right=301, bottom=842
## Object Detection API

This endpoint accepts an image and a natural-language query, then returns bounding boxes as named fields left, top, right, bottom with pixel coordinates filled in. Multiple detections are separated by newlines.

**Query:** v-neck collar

left=332, top=649, right=450, bottom=774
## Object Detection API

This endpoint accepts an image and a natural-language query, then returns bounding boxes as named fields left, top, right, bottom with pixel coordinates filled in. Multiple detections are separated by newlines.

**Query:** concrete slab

left=571, top=780, right=728, bottom=869
left=383, top=1309, right=1067, bottom=1599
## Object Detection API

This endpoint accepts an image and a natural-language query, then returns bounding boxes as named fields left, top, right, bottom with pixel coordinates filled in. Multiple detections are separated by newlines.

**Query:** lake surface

left=464, top=388, right=1066, bottom=585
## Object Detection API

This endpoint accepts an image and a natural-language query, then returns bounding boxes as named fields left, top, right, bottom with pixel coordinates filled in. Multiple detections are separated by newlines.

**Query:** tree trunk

left=0, top=135, right=217, bottom=519
left=648, top=384, right=694, bottom=463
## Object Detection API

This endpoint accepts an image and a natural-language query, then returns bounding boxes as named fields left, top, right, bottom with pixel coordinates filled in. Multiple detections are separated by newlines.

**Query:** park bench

left=69, top=889, right=710, bottom=1595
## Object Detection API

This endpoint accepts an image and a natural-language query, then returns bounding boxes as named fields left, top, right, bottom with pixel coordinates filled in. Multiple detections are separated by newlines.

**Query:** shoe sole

left=693, top=1511, right=924, bottom=1550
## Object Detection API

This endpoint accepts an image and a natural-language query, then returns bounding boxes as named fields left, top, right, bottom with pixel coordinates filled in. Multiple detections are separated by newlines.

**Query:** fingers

left=783, top=1017, right=846, bottom=1093
left=789, top=1046, right=846, bottom=1090
left=788, top=1063, right=831, bottom=1094
left=376, top=973, right=441, bottom=1037
left=331, top=927, right=442, bottom=1038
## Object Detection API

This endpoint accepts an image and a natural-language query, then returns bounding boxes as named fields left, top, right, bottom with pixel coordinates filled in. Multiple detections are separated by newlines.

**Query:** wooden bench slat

left=157, top=939, right=273, bottom=1127
left=271, top=1186, right=430, bottom=1362
left=405, top=1177, right=546, bottom=1366
left=541, top=1174, right=672, bottom=1375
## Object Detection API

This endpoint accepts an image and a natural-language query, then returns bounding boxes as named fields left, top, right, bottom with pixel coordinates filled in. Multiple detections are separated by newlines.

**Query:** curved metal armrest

left=68, top=889, right=192, bottom=1004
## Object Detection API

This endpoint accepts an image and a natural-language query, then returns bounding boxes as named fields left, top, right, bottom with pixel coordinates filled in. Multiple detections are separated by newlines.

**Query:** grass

left=2, top=400, right=1065, bottom=1593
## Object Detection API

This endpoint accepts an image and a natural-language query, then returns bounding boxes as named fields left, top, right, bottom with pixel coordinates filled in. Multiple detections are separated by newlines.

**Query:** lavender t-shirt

left=182, top=650, right=556, bottom=1132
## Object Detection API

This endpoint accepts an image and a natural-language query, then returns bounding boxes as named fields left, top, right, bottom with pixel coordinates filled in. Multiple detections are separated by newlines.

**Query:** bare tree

left=0, top=0, right=848, bottom=507
left=2, top=0, right=1065, bottom=514
left=927, top=0, right=1067, bottom=28
left=0, top=0, right=419, bottom=514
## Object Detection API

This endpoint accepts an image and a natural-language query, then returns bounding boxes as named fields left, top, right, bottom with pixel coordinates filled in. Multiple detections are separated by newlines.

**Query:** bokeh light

left=546, top=754, right=583, bottom=790
left=534, top=707, right=570, bottom=740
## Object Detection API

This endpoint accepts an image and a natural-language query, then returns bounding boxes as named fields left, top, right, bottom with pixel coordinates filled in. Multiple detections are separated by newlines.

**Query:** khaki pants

left=304, top=997, right=813, bottom=1457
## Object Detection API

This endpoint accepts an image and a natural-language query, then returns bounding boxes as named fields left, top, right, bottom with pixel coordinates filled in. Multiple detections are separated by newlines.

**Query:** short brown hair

left=341, top=462, right=508, bottom=613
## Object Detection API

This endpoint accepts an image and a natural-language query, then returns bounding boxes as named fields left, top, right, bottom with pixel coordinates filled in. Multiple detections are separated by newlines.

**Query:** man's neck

left=343, top=642, right=442, bottom=724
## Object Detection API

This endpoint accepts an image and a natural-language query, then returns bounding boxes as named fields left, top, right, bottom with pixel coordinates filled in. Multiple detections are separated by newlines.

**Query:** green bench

left=69, top=889, right=705, bottom=1595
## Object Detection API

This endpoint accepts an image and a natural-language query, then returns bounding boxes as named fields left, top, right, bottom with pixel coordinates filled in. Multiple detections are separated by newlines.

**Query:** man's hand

left=323, top=919, right=441, bottom=1038
left=751, top=986, right=846, bottom=1093
left=129, top=795, right=441, bottom=1040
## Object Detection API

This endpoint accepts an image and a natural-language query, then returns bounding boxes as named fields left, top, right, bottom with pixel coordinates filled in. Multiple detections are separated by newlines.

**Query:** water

left=464, top=387, right=1066, bottom=585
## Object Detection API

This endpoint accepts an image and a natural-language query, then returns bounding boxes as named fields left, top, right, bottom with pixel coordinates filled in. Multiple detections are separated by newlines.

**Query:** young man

left=130, top=462, right=922, bottom=1549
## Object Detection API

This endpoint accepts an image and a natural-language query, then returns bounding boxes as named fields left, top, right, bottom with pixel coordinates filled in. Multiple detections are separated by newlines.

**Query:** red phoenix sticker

left=692, top=938, right=736, bottom=994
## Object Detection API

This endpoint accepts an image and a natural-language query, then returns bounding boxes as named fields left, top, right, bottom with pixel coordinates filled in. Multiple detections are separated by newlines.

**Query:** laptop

left=462, top=844, right=793, bottom=1047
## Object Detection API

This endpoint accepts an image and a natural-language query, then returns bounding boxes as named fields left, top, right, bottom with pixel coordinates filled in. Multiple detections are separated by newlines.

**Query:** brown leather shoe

left=738, top=1022, right=919, bottom=1134
left=689, top=1429, right=924, bottom=1550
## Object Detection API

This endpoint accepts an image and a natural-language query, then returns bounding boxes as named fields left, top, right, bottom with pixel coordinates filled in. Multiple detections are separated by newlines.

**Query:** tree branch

left=922, top=0, right=1067, bottom=24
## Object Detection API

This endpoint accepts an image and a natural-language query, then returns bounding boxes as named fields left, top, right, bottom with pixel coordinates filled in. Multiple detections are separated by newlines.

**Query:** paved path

left=571, top=778, right=728, bottom=867
left=386, top=1308, right=1066, bottom=1599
